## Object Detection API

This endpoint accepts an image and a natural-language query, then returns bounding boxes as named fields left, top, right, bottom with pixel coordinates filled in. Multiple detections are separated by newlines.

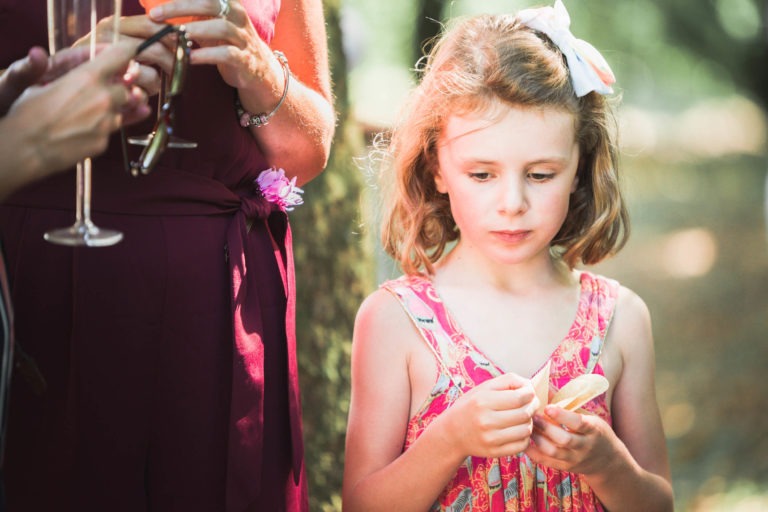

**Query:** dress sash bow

left=225, top=190, right=303, bottom=511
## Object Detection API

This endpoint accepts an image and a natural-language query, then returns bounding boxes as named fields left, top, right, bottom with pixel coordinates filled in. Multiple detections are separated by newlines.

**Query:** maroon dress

left=0, top=1, right=307, bottom=510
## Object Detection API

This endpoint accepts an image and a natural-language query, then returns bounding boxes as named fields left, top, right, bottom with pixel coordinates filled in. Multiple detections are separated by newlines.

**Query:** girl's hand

left=147, top=0, right=276, bottom=91
left=439, top=372, right=539, bottom=459
left=525, top=405, right=620, bottom=476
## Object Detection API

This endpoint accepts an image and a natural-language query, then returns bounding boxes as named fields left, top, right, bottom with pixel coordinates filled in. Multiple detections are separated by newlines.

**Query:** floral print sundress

left=382, top=271, right=619, bottom=511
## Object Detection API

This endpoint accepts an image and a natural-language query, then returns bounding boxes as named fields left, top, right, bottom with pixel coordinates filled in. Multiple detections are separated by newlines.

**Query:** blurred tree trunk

left=292, top=1, right=372, bottom=510
left=413, top=0, right=445, bottom=66
left=660, top=0, right=767, bottom=109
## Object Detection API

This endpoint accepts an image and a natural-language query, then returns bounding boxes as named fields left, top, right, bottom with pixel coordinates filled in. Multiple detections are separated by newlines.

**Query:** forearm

left=344, top=421, right=466, bottom=512
left=236, top=52, right=335, bottom=185
left=586, top=443, right=674, bottom=512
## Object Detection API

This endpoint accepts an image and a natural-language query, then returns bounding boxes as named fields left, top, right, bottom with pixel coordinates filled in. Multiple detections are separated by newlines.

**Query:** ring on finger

left=218, top=0, right=230, bottom=18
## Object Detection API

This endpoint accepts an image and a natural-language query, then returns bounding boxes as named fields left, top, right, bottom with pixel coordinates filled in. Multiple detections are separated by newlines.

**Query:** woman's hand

left=146, top=0, right=274, bottom=91
left=438, top=372, right=539, bottom=459
left=9, top=41, right=150, bottom=165
left=0, top=41, right=150, bottom=195
left=145, top=0, right=335, bottom=183
left=109, top=14, right=177, bottom=96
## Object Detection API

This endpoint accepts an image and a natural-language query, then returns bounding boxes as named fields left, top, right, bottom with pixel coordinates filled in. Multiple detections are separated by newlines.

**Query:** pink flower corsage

left=255, top=167, right=304, bottom=211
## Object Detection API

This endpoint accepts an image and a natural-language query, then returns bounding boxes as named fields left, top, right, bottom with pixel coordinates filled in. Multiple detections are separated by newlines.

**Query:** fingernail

left=122, top=62, right=139, bottom=83
left=149, top=7, right=162, bottom=19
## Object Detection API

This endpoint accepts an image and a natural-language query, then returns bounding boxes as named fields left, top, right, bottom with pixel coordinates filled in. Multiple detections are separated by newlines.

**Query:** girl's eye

left=528, top=172, right=554, bottom=182
left=469, top=172, right=491, bottom=181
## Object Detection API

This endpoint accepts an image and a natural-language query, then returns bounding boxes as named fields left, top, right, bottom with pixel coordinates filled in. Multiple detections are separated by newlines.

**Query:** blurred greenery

left=295, top=1, right=768, bottom=510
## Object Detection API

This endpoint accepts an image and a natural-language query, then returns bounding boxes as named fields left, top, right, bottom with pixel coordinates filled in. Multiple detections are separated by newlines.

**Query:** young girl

left=343, top=2, right=673, bottom=511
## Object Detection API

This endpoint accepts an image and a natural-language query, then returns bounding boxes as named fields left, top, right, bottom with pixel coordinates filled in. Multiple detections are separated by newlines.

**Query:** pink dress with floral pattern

left=382, top=271, right=619, bottom=512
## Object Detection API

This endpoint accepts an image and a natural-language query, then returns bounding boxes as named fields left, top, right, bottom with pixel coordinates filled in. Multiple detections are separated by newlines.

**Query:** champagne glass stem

left=43, top=0, right=123, bottom=247
left=81, top=158, right=92, bottom=226
left=76, top=159, right=85, bottom=225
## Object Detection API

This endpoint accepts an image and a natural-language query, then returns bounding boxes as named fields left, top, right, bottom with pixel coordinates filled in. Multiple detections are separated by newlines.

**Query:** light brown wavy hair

left=379, top=13, right=629, bottom=276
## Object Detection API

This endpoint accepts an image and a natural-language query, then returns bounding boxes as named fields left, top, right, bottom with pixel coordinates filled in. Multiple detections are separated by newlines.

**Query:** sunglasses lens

left=168, top=32, right=190, bottom=96
left=124, top=26, right=189, bottom=176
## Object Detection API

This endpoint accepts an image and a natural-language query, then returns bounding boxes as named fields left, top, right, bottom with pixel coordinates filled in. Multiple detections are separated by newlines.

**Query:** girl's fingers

left=487, top=371, right=530, bottom=391
left=494, top=423, right=536, bottom=454
left=484, top=387, right=537, bottom=414
left=543, top=406, right=590, bottom=434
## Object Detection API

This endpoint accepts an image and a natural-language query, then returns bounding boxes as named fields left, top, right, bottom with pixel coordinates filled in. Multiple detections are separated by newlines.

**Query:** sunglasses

left=121, top=24, right=191, bottom=177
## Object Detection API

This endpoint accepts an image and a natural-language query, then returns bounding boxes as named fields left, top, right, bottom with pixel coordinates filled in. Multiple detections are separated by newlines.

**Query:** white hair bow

left=518, top=0, right=615, bottom=97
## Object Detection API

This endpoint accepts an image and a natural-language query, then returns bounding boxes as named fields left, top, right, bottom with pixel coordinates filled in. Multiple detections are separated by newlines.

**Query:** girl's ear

left=570, top=174, right=579, bottom=194
left=434, top=168, right=447, bottom=194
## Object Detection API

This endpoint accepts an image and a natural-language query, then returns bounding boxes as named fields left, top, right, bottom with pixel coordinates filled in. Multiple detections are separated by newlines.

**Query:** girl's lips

left=492, top=230, right=531, bottom=243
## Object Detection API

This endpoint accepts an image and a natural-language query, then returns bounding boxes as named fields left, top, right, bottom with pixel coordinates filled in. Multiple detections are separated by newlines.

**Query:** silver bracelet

left=235, top=50, right=290, bottom=128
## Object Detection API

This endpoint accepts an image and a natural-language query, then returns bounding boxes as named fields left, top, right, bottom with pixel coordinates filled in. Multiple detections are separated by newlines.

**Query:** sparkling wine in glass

left=127, top=0, right=199, bottom=149
left=44, top=0, right=124, bottom=247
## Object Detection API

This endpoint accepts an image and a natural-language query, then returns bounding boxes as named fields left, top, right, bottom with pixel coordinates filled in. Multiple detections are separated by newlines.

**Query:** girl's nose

left=498, top=178, right=528, bottom=215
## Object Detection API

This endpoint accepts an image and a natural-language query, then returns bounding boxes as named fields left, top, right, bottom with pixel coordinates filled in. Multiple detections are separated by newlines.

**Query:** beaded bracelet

left=235, top=50, right=290, bottom=128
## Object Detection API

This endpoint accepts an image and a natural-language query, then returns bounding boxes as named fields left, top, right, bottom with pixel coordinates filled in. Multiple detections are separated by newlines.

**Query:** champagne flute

left=44, top=0, right=124, bottom=247
left=127, top=0, right=199, bottom=149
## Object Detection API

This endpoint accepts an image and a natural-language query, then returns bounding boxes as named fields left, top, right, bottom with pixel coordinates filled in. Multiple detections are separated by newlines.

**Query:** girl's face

left=434, top=103, right=580, bottom=269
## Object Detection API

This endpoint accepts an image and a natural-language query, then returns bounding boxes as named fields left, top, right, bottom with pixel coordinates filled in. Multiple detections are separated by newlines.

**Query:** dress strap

left=382, top=276, right=469, bottom=387
left=580, top=272, right=620, bottom=374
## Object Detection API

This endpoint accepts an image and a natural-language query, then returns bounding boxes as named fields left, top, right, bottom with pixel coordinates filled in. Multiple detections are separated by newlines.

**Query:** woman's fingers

left=121, top=85, right=151, bottom=126
left=0, top=47, right=50, bottom=115
left=119, top=15, right=176, bottom=73
left=119, top=14, right=170, bottom=39
left=188, top=44, right=243, bottom=67
left=147, top=0, right=242, bottom=23
left=132, top=63, right=162, bottom=97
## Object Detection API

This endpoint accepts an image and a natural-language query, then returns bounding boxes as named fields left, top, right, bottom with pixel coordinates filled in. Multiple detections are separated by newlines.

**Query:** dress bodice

left=383, top=271, right=619, bottom=511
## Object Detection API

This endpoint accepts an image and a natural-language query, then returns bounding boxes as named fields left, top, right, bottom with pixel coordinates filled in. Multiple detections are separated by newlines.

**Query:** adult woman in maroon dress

left=0, top=0, right=334, bottom=510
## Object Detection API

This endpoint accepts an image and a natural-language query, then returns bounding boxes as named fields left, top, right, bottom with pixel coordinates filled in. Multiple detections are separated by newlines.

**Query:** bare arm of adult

left=0, top=41, right=150, bottom=200
left=147, top=0, right=336, bottom=185
left=525, top=287, right=674, bottom=511
left=342, top=289, right=539, bottom=512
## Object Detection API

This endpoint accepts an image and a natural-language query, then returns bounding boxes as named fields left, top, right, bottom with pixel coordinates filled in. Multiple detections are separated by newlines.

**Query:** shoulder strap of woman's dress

left=381, top=276, right=465, bottom=383
left=583, top=272, right=621, bottom=374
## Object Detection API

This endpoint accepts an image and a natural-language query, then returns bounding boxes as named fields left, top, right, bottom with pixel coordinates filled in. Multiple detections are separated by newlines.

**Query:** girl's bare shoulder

left=607, top=284, right=655, bottom=364
left=353, top=284, right=422, bottom=354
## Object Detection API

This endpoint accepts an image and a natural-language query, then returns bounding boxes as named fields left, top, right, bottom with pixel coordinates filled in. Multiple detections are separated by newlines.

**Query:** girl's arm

left=343, top=289, right=538, bottom=512
left=526, top=287, right=674, bottom=511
